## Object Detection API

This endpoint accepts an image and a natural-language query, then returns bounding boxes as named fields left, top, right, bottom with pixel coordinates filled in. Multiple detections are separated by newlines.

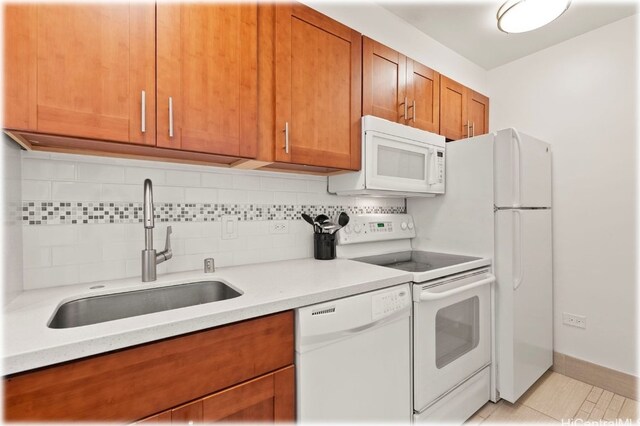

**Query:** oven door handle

left=418, top=275, right=495, bottom=302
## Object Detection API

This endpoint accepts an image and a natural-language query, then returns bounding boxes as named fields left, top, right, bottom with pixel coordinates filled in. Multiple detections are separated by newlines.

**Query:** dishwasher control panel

left=372, top=286, right=411, bottom=322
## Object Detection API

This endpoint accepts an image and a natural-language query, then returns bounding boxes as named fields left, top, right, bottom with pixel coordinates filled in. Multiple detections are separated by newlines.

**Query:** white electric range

left=337, top=214, right=495, bottom=424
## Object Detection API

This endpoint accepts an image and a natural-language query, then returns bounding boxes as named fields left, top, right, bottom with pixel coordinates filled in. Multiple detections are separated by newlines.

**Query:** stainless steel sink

left=48, top=281, right=242, bottom=329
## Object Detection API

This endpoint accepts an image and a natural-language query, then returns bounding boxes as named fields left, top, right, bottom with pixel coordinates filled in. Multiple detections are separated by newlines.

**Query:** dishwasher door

left=295, top=284, right=412, bottom=422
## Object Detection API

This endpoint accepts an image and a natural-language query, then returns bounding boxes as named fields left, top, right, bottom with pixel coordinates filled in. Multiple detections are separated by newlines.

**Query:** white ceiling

left=380, top=0, right=638, bottom=70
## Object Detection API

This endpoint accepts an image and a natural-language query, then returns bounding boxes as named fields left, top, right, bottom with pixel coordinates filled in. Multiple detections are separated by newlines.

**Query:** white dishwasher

left=295, top=283, right=412, bottom=422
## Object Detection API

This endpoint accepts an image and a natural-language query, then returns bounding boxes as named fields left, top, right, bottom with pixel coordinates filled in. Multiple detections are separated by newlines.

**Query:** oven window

left=435, top=296, right=480, bottom=369
left=377, top=145, right=425, bottom=180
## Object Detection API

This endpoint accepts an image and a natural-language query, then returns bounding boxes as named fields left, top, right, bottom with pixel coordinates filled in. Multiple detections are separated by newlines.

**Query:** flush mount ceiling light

left=497, top=0, right=571, bottom=34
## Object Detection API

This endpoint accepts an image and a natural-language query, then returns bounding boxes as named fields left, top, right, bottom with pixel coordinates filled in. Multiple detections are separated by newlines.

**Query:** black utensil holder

left=314, top=233, right=336, bottom=260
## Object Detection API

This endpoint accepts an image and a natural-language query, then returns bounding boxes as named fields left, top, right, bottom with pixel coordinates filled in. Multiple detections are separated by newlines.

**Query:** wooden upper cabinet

left=3, top=4, right=156, bottom=145
left=406, top=60, right=440, bottom=133
left=362, top=37, right=439, bottom=133
left=274, top=3, right=362, bottom=170
left=467, top=89, right=489, bottom=137
left=157, top=3, right=258, bottom=158
left=440, top=75, right=489, bottom=141
left=362, top=36, right=406, bottom=123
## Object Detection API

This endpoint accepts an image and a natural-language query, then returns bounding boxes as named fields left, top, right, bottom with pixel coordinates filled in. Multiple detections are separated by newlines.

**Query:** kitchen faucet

left=142, top=179, right=172, bottom=282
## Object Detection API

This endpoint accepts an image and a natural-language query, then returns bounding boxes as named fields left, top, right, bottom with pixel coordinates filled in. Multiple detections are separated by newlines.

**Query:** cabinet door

left=203, top=366, right=295, bottom=422
left=157, top=3, right=258, bottom=158
left=171, top=400, right=203, bottom=424
left=406, top=60, right=440, bottom=133
left=4, top=4, right=155, bottom=145
left=468, top=89, right=489, bottom=137
left=362, top=37, right=407, bottom=123
left=439, top=75, right=468, bottom=140
left=275, top=4, right=362, bottom=170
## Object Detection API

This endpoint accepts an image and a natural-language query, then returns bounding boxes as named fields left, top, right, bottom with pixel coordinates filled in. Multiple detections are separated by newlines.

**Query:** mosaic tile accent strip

left=20, top=201, right=405, bottom=225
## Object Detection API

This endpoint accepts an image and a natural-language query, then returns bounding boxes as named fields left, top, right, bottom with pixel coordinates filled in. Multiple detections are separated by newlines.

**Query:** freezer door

left=494, top=129, right=552, bottom=208
left=495, top=209, right=553, bottom=403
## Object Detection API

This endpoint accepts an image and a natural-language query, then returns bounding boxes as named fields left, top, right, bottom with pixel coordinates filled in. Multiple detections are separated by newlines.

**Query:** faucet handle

left=156, top=226, right=173, bottom=263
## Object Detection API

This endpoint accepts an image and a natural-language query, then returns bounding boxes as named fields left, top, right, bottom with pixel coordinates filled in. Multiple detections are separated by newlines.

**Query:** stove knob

left=354, top=224, right=362, bottom=233
left=408, top=222, right=414, bottom=230
left=401, top=222, right=407, bottom=230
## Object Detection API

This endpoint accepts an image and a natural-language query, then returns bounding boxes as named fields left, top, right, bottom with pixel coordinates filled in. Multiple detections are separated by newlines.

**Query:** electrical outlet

left=222, top=215, right=238, bottom=240
left=269, top=220, right=289, bottom=234
left=563, top=312, right=586, bottom=329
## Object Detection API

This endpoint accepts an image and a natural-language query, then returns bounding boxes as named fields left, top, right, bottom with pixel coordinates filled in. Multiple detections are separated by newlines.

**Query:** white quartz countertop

left=3, top=258, right=412, bottom=375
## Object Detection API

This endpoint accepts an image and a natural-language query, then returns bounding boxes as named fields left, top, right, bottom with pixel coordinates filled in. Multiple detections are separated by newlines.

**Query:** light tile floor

left=467, top=371, right=639, bottom=423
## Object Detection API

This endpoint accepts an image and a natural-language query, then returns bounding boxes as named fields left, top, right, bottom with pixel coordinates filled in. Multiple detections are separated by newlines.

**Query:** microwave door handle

left=427, top=148, right=437, bottom=185
left=419, top=276, right=495, bottom=301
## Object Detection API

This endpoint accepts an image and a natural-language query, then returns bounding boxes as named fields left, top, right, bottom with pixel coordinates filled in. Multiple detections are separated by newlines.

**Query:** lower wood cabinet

left=139, top=366, right=295, bottom=424
left=4, top=311, right=294, bottom=423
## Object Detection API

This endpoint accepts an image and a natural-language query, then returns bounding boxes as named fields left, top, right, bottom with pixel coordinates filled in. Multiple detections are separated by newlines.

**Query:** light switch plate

left=222, top=215, right=238, bottom=240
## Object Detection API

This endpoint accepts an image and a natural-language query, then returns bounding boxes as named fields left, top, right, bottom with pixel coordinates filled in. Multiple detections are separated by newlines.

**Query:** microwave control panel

left=436, top=150, right=444, bottom=184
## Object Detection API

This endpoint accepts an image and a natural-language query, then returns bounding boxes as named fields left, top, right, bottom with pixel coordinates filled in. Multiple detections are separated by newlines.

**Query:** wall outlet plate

left=563, top=312, right=586, bottom=329
left=269, top=221, right=289, bottom=234
left=221, top=215, right=238, bottom=240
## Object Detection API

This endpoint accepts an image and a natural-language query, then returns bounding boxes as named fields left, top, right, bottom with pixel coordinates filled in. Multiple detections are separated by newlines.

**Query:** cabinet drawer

left=4, top=311, right=294, bottom=422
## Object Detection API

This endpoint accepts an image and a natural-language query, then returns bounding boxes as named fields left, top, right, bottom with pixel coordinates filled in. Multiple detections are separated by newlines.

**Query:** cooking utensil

left=338, top=212, right=350, bottom=227
left=301, top=213, right=315, bottom=227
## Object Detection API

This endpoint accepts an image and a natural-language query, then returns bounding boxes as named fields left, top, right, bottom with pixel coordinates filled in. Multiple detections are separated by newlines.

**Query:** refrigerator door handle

left=513, top=210, right=524, bottom=290
left=512, top=130, right=523, bottom=208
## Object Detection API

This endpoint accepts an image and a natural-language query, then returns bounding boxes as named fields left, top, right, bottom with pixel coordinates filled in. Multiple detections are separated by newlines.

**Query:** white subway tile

left=218, top=189, right=248, bottom=204
left=260, top=177, right=307, bottom=192
left=171, top=222, right=221, bottom=239
left=212, top=251, right=233, bottom=268
left=76, top=260, right=126, bottom=284
left=237, top=220, right=269, bottom=236
left=271, top=233, right=300, bottom=249
left=102, top=241, right=140, bottom=261
left=23, top=225, right=77, bottom=247
left=121, top=224, right=145, bottom=242
left=124, top=167, right=166, bottom=185
left=184, top=237, right=219, bottom=255
left=165, top=254, right=206, bottom=274
left=52, top=182, right=102, bottom=201
left=232, top=175, right=261, bottom=190
left=153, top=186, right=185, bottom=203
left=247, top=190, right=274, bottom=205
left=185, top=188, right=218, bottom=203
left=24, top=265, right=79, bottom=290
left=100, top=184, right=139, bottom=202
left=23, top=159, right=76, bottom=181
left=23, top=247, right=51, bottom=269
left=52, top=244, right=102, bottom=266
left=77, top=163, right=125, bottom=183
left=201, top=172, right=233, bottom=189
left=274, top=192, right=298, bottom=205
left=245, top=234, right=273, bottom=250
left=307, top=179, right=328, bottom=193
left=165, top=170, right=200, bottom=187
left=23, top=180, right=51, bottom=200
left=78, top=224, right=125, bottom=243
left=218, top=237, right=247, bottom=252
left=125, top=258, right=141, bottom=277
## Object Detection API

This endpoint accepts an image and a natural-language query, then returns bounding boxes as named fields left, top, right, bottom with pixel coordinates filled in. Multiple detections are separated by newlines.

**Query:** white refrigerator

left=408, top=128, right=553, bottom=404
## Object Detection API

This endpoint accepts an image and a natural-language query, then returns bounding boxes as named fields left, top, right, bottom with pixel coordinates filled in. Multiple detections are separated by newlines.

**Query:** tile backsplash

left=19, top=151, right=405, bottom=290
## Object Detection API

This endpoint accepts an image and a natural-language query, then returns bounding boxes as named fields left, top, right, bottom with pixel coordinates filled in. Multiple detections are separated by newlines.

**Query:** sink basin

left=48, top=281, right=242, bottom=329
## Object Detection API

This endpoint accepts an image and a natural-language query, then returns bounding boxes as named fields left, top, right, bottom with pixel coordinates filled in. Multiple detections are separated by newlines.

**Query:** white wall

left=19, top=151, right=403, bottom=290
left=488, top=15, right=638, bottom=376
left=2, top=136, right=23, bottom=304
left=304, top=1, right=489, bottom=94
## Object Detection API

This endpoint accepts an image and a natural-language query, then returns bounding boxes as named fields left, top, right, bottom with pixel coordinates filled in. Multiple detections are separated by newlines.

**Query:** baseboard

left=553, top=351, right=638, bottom=400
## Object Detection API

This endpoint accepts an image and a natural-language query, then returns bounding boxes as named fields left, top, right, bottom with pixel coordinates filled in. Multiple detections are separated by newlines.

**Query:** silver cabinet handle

left=168, top=97, right=174, bottom=138
left=464, top=120, right=470, bottom=138
left=141, top=91, right=146, bottom=133
left=283, top=121, right=289, bottom=154
left=471, top=122, right=475, bottom=137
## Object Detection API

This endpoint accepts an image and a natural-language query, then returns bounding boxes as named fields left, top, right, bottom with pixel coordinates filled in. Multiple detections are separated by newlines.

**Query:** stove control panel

left=338, top=214, right=415, bottom=245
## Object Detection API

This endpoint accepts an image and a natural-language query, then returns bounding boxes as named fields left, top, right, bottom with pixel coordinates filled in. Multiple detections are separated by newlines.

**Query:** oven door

left=413, top=270, right=494, bottom=412
left=365, top=130, right=434, bottom=193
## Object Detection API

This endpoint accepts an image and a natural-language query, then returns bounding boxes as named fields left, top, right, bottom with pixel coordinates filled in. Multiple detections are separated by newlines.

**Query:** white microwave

left=329, top=116, right=445, bottom=197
